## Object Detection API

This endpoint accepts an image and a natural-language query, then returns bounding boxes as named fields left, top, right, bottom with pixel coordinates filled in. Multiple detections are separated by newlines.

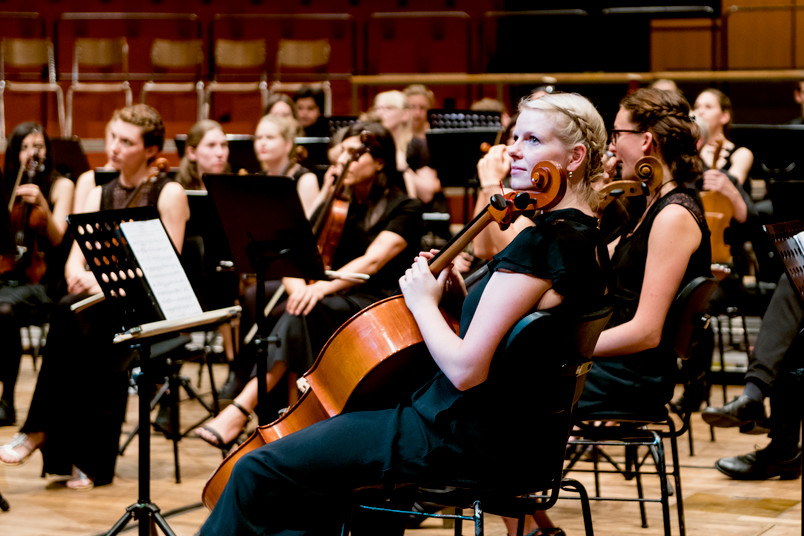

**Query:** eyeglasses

left=609, top=129, right=645, bottom=144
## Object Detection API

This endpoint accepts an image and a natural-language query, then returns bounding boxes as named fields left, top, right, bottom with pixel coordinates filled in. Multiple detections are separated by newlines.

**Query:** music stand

left=67, top=207, right=241, bottom=536
left=203, top=173, right=326, bottom=423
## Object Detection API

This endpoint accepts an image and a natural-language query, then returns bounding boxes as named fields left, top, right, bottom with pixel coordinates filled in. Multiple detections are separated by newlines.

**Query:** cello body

left=202, top=295, right=442, bottom=510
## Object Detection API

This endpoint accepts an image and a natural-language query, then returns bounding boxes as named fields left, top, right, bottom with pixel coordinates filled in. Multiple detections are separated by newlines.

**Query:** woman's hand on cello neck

left=400, top=250, right=466, bottom=317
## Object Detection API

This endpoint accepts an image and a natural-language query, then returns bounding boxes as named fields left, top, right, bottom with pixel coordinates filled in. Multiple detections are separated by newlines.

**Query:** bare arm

left=594, top=204, right=702, bottom=357
left=285, top=230, right=409, bottom=316
left=401, top=257, right=551, bottom=390
left=72, top=170, right=97, bottom=214
left=728, top=147, right=754, bottom=185
left=65, top=185, right=103, bottom=295
left=296, top=171, right=322, bottom=219
left=472, top=144, right=533, bottom=260
left=156, top=181, right=190, bottom=254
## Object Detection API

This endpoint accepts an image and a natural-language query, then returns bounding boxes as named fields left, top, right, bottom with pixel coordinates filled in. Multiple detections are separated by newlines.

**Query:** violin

left=598, top=156, right=663, bottom=242
left=201, top=160, right=567, bottom=510
left=1, top=155, right=49, bottom=283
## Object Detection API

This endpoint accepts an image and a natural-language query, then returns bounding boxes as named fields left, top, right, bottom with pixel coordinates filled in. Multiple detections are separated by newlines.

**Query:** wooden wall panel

left=650, top=19, right=717, bottom=71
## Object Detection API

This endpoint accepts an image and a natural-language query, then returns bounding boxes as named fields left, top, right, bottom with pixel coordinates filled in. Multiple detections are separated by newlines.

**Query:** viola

left=598, top=156, right=663, bottom=241
left=201, top=160, right=568, bottom=510
left=2, top=155, right=49, bottom=284
left=699, top=141, right=734, bottom=265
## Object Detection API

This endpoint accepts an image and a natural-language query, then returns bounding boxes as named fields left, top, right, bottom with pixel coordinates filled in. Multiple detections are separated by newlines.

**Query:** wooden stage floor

left=0, top=357, right=800, bottom=536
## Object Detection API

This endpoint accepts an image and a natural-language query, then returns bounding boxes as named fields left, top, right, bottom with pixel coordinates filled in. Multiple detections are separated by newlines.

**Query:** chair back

left=1, top=38, right=55, bottom=82
left=661, top=276, right=718, bottom=362
left=214, top=38, right=267, bottom=73
left=276, top=39, right=331, bottom=73
left=150, top=38, right=204, bottom=73
left=479, top=305, right=611, bottom=497
left=72, top=37, right=128, bottom=81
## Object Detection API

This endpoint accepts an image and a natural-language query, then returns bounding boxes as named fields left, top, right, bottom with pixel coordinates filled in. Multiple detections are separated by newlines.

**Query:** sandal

left=0, top=433, right=41, bottom=466
left=193, top=400, right=251, bottom=453
left=66, top=466, right=95, bottom=491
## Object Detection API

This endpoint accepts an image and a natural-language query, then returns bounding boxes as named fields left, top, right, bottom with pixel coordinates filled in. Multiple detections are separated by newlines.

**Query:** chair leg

left=667, top=433, right=686, bottom=536
left=561, top=478, right=595, bottom=536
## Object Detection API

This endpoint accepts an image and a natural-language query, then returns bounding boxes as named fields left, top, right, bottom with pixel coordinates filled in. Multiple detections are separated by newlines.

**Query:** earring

left=568, top=171, right=574, bottom=179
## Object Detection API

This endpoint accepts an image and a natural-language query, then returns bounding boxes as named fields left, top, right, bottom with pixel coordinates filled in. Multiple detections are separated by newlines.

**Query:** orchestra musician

left=0, top=122, right=75, bottom=426
left=0, top=105, right=189, bottom=491
left=471, top=88, right=711, bottom=535
left=194, top=121, right=424, bottom=452
left=198, top=93, right=608, bottom=536
left=254, top=113, right=321, bottom=218
left=575, top=87, right=712, bottom=416
left=175, top=119, right=230, bottom=190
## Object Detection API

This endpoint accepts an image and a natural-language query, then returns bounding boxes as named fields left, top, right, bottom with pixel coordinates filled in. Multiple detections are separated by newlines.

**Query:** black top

left=101, top=174, right=174, bottom=211
left=327, top=185, right=423, bottom=297
left=577, top=187, right=712, bottom=416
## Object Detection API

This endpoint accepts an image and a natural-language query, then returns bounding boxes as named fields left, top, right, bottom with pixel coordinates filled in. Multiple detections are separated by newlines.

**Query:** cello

left=201, top=160, right=568, bottom=509
left=597, top=155, right=664, bottom=241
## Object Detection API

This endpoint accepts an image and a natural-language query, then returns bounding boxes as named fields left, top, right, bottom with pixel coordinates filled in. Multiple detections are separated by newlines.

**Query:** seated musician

left=0, top=104, right=189, bottom=491
left=470, top=89, right=711, bottom=535
left=198, top=93, right=608, bottom=536
left=693, top=89, right=765, bottom=278
left=0, top=122, right=75, bottom=426
left=575, top=88, right=712, bottom=416
left=194, top=121, right=425, bottom=451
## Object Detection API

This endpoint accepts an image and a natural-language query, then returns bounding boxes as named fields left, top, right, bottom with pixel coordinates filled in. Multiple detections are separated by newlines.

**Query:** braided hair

left=620, top=88, right=701, bottom=185
left=519, top=92, right=608, bottom=211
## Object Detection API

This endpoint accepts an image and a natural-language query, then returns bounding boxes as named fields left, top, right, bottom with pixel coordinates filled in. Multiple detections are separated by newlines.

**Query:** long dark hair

left=620, top=88, right=701, bottom=185
left=3, top=122, right=56, bottom=205
left=342, top=120, right=404, bottom=195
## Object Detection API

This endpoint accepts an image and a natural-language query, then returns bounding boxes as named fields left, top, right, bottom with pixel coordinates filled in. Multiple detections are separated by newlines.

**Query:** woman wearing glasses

left=575, top=87, right=712, bottom=417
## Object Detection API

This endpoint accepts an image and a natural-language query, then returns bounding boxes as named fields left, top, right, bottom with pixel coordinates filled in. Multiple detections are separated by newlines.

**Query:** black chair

left=564, top=276, right=718, bottom=536
left=344, top=306, right=613, bottom=536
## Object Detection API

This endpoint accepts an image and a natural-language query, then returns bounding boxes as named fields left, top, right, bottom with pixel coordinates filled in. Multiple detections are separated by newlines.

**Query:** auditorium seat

left=66, top=37, right=133, bottom=137
left=0, top=38, right=66, bottom=139
left=140, top=38, right=206, bottom=134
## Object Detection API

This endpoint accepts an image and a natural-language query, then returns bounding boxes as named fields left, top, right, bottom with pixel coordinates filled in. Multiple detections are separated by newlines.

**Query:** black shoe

left=715, top=446, right=802, bottom=480
left=701, top=395, right=769, bottom=433
left=0, top=400, right=15, bottom=427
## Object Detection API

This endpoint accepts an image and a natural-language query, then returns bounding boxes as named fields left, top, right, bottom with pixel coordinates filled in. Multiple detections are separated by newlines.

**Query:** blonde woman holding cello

left=199, top=93, right=609, bottom=536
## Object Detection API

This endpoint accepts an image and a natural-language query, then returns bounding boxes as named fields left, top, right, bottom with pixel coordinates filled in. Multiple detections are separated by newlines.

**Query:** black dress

left=576, top=187, right=712, bottom=417
left=200, top=208, right=606, bottom=536
left=20, top=175, right=174, bottom=484
left=265, top=185, right=424, bottom=378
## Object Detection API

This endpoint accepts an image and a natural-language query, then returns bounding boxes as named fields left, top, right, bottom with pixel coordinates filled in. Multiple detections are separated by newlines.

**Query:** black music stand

left=203, top=173, right=326, bottom=423
left=67, top=207, right=241, bottom=536
left=763, top=220, right=804, bottom=507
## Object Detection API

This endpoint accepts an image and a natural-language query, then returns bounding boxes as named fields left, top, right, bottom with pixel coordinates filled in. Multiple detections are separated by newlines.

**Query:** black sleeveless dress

left=577, top=187, right=712, bottom=417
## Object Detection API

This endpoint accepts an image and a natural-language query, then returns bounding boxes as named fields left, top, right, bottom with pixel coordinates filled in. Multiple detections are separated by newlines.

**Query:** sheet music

left=795, top=231, right=804, bottom=254
left=120, top=220, right=203, bottom=320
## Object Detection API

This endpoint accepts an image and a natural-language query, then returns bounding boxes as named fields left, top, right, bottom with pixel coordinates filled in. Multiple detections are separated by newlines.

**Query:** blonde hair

left=519, top=92, right=608, bottom=210
left=256, top=113, right=300, bottom=161
left=374, top=90, right=412, bottom=154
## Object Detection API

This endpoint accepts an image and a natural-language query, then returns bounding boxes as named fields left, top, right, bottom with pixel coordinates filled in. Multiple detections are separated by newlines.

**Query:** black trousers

left=745, top=275, right=804, bottom=449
